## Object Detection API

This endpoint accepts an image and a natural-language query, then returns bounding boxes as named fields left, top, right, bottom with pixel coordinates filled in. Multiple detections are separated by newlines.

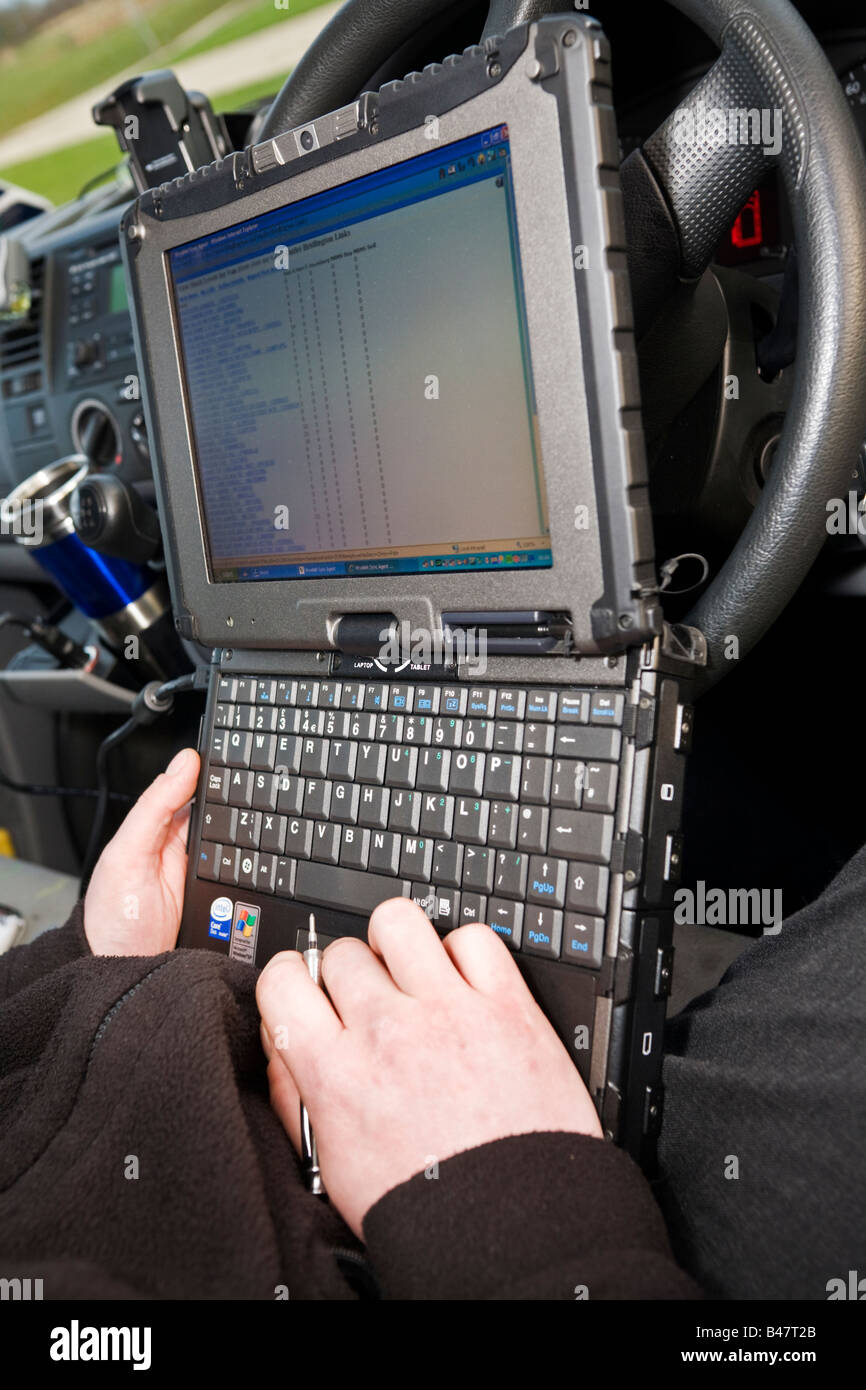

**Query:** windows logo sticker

left=229, top=901, right=261, bottom=964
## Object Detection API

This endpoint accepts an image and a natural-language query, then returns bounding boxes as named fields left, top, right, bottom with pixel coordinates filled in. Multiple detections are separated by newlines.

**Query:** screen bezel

left=123, top=24, right=657, bottom=652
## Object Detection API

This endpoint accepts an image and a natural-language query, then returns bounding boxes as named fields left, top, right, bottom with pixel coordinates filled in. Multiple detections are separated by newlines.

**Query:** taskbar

left=214, top=547, right=554, bottom=583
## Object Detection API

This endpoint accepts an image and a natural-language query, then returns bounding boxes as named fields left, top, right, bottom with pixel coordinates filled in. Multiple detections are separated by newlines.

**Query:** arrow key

left=527, top=855, right=567, bottom=907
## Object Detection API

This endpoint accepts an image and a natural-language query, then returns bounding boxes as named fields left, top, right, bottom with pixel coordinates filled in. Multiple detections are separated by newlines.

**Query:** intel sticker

left=208, top=896, right=233, bottom=942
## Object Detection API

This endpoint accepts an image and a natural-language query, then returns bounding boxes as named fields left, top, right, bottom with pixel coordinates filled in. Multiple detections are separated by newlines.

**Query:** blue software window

left=170, top=125, right=552, bottom=582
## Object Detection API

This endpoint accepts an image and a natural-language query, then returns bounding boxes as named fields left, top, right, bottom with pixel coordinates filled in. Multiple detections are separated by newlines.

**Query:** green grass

left=0, top=74, right=284, bottom=205
left=0, top=132, right=119, bottom=206
left=170, top=0, right=331, bottom=64
left=0, top=0, right=325, bottom=138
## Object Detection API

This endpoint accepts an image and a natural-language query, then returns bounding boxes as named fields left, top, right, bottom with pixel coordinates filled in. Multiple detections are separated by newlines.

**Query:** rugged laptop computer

left=122, top=15, right=700, bottom=1165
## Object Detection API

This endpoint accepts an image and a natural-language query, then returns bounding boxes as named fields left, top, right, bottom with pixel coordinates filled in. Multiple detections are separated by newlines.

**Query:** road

left=0, top=1, right=342, bottom=168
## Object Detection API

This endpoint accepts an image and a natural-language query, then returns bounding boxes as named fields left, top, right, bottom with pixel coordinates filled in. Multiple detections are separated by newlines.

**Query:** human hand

left=83, top=747, right=200, bottom=956
left=257, top=899, right=602, bottom=1238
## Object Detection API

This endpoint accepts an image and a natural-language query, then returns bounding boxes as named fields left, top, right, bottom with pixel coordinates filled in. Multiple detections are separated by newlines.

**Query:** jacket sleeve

left=362, top=1131, right=700, bottom=1300
left=0, top=900, right=91, bottom=1002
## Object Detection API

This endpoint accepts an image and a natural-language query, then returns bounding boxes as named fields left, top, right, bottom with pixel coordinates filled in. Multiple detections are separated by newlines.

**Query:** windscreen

left=169, top=124, right=552, bottom=582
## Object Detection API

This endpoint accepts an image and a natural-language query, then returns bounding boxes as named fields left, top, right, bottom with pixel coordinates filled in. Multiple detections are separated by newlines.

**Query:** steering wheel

left=258, top=0, right=866, bottom=689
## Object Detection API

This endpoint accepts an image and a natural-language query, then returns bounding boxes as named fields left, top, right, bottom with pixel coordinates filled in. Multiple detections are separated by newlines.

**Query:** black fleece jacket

left=0, top=907, right=698, bottom=1300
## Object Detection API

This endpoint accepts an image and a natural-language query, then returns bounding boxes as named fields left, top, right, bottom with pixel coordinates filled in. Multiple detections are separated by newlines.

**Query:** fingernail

left=166, top=749, right=192, bottom=777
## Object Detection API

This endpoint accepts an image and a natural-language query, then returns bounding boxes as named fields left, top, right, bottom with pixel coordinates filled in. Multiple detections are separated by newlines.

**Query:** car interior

left=2, top=0, right=866, bottom=1033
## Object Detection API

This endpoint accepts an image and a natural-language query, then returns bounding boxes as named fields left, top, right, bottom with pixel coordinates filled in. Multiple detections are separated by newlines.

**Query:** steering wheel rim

left=257, top=0, right=866, bottom=690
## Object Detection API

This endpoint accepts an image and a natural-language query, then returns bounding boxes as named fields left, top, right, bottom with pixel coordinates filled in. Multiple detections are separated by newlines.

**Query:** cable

left=0, top=766, right=133, bottom=802
left=79, top=669, right=207, bottom=894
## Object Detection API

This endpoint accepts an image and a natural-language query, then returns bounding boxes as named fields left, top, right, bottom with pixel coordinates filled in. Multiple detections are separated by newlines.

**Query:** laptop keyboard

left=195, top=676, right=626, bottom=970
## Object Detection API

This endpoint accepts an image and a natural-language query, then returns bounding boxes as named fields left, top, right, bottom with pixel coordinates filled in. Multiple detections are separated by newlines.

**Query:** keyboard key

left=527, top=856, right=568, bottom=908
left=317, top=682, right=342, bottom=708
left=389, top=790, right=421, bottom=833
left=522, top=723, right=554, bottom=756
left=562, top=914, right=605, bottom=968
left=196, top=840, right=220, bottom=881
left=312, top=822, right=341, bottom=865
left=414, top=687, right=440, bottom=714
left=463, top=719, right=494, bottom=751
left=364, top=683, right=388, bottom=711
left=227, top=769, right=255, bottom=808
left=420, top=793, right=453, bottom=838
left=323, top=710, right=350, bottom=740
left=483, top=753, right=521, bottom=801
left=255, top=680, right=276, bottom=704
left=296, top=680, right=319, bottom=707
left=441, top=687, right=467, bottom=716
left=404, top=716, right=432, bottom=745
left=237, top=850, right=258, bottom=889
left=559, top=692, right=590, bottom=723
left=368, top=830, right=401, bottom=876
left=357, top=742, right=387, bottom=784
left=276, top=774, right=305, bottom=816
left=548, top=810, right=614, bottom=864
left=303, top=778, right=332, bottom=820
left=250, top=733, right=276, bottom=770
left=526, top=690, right=557, bottom=721
left=385, top=746, right=418, bottom=789
left=256, top=853, right=277, bottom=894
left=551, top=759, right=585, bottom=810
left=590, top=692, right=625, bottom=726
left=213, top=702, right=231, bottom=729
left=375, top=713, right=404, bottom=744
left=493, top=721, right=523, bottom=752
left=517, top=805, right=548, bottom=852
left=202, top=805, right=236, bottom=844
left=341, top=682, right=365, bottom=710
left=388, top=685, right=413, bottom=713
left=252, top=772, right=280, bottom=812
left=205, top=767, right=229, bottom=803
left=427, top=887, right=459, bottom=930
left=520, top=757, right=552, bottom=804
left=340, top=826, right=370, bottom=870
left=274, top=857, right=296, bottom=897
left=493, top=850, right=528, bottom=900
left=260, top=813, right=286, bottom=855
left=209, top=728, right=229, bottom=765
left=524, top=907, right=563, bottom=958
left=411, top=883, right=438, bottom=917
left=400, top=836, right=433, bottom=881
left=495, top=688, right=526, bottom=720
left=453, top=797, right=489, bottom=844
left=416, top=748, right=451, bottom=792
left=488, top=801, right=518, bottom=849
left=462, top=845, right=494, bottom=893
left=467, top=688, right=496, bottom=717
left=297, top=709, right=324, bottom=737
left=583, top=763, right=619, bottom=814
left=565, top=863, right=609, bottom=915
left=235, top=678, right=256, bottom=704
left=294, top=862, right=410, bottom=917
left=459, top=893, right=488, bottom=925
left=285, top=817, right=314, bottom=859
left=432, top=716, right=462, bottom=748
left=236, top=809, right=261, bottom=849
left=330, top=781, right=360, bottom=824
left=357, top=785, right=389, bottom=829
left=276, top=680, right=296, bottom=704
left=300, top=738, right=328, bottom=777
left=487, top=898, right=523, bottom=949
left=449, top=750, right=485, bottom=796
left=252, top=706, right=278, bottom=733
left=274, top=735, right=302, bottom=775
left=327, top=740, right=357, bottom=780
left=554, top=726, right=621, bottom=762
left=347, top=713, right=376, bottom=740
left=432, top=840, right=464, bottom=888
left=217, top=677, right=237, bottom=702
left=218, top=846, right=240, bottom=885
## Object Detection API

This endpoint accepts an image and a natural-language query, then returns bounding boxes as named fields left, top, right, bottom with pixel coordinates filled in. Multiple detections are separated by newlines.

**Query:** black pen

left=301, top=913, right=325, bottom=1196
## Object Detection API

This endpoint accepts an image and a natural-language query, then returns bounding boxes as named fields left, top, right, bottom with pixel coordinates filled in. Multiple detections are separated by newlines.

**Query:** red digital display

left=731, top=189, right=763, bottom=249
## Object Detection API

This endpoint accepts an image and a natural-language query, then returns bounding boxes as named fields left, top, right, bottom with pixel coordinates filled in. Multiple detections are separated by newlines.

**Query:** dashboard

left=1, top=15, right=866, bottom=504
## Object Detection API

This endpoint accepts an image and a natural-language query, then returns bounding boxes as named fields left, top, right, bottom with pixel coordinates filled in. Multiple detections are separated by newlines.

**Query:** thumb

left=111, top=748, right=200, bottom=859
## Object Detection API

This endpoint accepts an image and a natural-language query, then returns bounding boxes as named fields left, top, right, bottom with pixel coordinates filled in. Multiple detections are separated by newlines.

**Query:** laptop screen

left=168, top=124, right=552, bottom=583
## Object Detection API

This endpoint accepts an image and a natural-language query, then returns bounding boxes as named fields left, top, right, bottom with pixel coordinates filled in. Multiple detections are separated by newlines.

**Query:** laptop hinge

left=334, top=611, right=572, bottom=661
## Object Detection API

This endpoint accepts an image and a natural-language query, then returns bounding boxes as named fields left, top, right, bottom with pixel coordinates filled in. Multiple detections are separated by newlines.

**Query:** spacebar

left=294, top=863, right=411, bottom=919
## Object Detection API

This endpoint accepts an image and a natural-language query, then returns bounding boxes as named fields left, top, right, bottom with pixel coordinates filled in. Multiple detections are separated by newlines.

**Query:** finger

left=109, top=749, right=200, bottom=862
left=320, top=934, right=401, bottom=1024
left=261, top=1025, right=302, bottom=1152
left=442, top=922, right=533, bottom=1000
left=366, top=896, right=461, bottom=998
left=256, top=950, right=343, bottom=1089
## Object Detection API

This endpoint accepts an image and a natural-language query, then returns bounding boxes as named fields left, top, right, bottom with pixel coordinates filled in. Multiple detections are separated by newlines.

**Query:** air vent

left=0, top=255, right=44, bottom=371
